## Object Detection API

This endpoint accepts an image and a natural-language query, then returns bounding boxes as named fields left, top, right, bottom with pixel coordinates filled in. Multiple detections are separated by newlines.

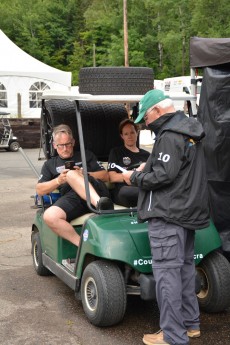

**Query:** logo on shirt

left=123, top=156, right=131, bottom=166
left=97, top=161, right=104, bottom=169
left=56, top=165, right=65, bottom=174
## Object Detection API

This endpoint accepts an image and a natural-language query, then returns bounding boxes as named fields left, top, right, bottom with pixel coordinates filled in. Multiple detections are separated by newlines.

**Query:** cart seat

left=70, top=204, right=127, bottom=226
left=38, top=185, right=128, bottom=226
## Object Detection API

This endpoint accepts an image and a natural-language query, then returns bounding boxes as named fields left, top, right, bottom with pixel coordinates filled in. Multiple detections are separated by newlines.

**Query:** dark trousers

left=113, top=185, right=138, bottom=207
left=148, top=218, right=200, bottom=345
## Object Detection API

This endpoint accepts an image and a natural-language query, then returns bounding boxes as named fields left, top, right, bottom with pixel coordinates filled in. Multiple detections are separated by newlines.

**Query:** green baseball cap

left=135, top=89, right=170, bottom=123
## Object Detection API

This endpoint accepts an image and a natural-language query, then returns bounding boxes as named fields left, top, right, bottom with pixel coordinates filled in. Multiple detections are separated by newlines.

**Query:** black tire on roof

left=79, top=67, right=154, bottom=95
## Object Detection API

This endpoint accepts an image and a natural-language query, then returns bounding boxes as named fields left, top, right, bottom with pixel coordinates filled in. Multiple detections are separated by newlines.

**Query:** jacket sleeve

left=130, top=132, right=185, bottom=191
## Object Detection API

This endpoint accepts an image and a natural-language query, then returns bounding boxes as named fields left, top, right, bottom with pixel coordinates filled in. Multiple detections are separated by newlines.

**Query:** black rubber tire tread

left=31, top=231, right=51, bottom=276
left=196, top=251, right=230, bottom=312
left=81, top=260, right=127, bottom=326
left=79, top=67, right=153, bottom=95
left=41, top=99, right=128, bottom=161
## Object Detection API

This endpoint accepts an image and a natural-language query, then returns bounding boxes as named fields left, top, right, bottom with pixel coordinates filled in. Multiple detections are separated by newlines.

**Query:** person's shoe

left=96, top=197, right=114, bottom=211
left=187, top=328, right=201, bottom=338
left=143, top=331, right=169, bottom=345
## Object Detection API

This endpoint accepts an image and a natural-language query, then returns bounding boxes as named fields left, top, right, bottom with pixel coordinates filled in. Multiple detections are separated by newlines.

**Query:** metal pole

left=123, top=0, right=130, bottom=116
left=17, top=93, right=22, bottom=118
left=75, top=101, right=95, bottom=212
left=190, top=68, right=197, bottom=117
left=123, top=0, right=129, bottom=67
left=19, top=146, right=40, bottom=178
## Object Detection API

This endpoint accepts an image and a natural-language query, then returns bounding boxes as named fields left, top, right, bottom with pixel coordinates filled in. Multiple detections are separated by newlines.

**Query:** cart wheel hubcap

left=196, top=267, right=209, bottom=298
left=84, top=277, right=98, bottom=311
left=33, top=242, right=39, bottom=268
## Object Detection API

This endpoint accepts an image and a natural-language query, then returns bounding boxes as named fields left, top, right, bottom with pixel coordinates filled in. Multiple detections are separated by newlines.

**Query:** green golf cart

left=31, top=91, right=230, bottom=327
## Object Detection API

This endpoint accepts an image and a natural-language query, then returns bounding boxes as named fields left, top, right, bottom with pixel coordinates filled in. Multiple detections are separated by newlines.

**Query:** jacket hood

left=148, top=111, right=205, bottom=141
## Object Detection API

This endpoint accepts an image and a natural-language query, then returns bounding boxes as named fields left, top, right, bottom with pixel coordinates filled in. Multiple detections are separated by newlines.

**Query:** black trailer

left=190, top=37, right=230, bottom=256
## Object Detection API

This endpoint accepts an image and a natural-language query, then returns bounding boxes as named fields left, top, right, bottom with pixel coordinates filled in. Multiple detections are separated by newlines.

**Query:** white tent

left=0, top=30, right=72, bottom=118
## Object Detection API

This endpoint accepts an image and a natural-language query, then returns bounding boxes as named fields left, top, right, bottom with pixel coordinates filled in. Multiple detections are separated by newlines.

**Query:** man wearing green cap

left=123, top=89, right=209, bottom=345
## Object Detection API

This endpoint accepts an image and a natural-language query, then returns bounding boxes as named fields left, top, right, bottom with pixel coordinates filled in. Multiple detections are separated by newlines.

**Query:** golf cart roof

left=42, top=90, right=143, bottom=102
left=42, top=90, right=196, bottom=102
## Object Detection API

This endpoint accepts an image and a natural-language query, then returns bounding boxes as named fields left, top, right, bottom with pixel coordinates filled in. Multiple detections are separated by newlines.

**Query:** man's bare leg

left=66, top=170, right=100, bottom=207
left=43, top=206, right=80, bottom=246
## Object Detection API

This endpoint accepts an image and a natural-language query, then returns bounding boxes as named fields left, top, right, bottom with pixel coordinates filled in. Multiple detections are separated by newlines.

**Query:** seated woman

left=108, top=119, right=150, bottom=207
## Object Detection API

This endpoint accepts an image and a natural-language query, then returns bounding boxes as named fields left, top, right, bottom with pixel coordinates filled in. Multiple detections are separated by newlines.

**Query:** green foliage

left=190, top=0, right=230, bottom=37
left=0, top=0, right=228, bottom=84
left=68, top=40, right=86, bottom=84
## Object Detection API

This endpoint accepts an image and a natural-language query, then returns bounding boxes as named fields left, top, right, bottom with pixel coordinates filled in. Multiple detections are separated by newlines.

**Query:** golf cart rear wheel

left=31, top=231, right=51, bottom=276
left=81, top=260, right=127, bottom=326
left=79, top=67, right=153, bottom=95
left=196, top=251, right=230, bottom=312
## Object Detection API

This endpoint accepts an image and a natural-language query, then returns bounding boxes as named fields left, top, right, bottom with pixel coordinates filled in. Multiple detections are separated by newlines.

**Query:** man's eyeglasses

left=144, top=106, right=157, bottom=120
left=146, top=106, right=156, bottom=117
left=56, top=142, right=73, bottom=149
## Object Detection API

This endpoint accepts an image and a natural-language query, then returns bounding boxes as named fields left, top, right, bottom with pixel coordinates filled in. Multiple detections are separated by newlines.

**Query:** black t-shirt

left=108, top=146, right=150, bottom=191
left=38, top=150, right=105, bottom=195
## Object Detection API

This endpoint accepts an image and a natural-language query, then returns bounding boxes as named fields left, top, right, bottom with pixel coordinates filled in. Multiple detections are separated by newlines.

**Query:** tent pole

left=17, top=93, right=22, bottom=118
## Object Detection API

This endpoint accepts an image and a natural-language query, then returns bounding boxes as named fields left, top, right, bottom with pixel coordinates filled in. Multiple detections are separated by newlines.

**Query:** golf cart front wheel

left=31, top=231, right=51, bottom=276
left=7, top=141, right=20, bottom=152
left=196, top=251, right=230, bottom=312
left=81, top=260, right=127, bottom=326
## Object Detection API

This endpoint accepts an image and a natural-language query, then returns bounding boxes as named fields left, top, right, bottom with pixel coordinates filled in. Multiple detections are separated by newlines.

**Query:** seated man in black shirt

left=108, top=119, right=150, bottom=207
left=36, top=124, right=113, bottom=247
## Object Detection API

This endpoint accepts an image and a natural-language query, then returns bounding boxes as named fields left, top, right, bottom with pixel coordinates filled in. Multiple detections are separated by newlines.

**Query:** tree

left=0, top=0, right=229, bottom=84
left=190, top=0, right=230, bottom=37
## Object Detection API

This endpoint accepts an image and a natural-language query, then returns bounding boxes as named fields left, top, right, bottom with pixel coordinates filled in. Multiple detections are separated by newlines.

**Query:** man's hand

left=122, top=170, right=133, bottom=185
left=136, top=162, right=146, bottom=171
left=57, top=169, right=69, bottom=185
left=74, top=166, right=84, bottom=176
left=122, top=162, right=145, bottom=185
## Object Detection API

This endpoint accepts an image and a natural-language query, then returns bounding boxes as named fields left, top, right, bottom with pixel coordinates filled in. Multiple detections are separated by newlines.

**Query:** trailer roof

left=190, top=37, right=230, bottom=68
